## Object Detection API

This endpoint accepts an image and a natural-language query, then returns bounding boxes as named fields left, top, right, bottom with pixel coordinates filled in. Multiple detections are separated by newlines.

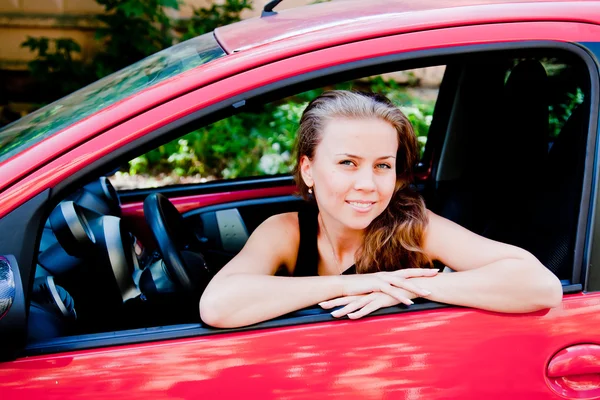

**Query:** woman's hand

left=320, top=292, right=404, bottom=319
left=339, top=268, right=438, bottom=306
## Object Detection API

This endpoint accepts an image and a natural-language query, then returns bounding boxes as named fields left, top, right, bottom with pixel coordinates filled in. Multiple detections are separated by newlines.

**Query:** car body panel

left=216, top=0, right=600, bottom=53
left=3, top=21, right=600, bottom=218
left=1, top=292, right=599, bottom=399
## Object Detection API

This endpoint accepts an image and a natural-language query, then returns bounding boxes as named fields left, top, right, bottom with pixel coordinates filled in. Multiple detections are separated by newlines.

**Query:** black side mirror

left=0, top=255, right=26, bottom=361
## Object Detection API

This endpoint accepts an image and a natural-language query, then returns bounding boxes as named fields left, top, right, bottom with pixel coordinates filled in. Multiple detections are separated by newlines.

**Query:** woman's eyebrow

left=335, top=153, right=396, bottom=159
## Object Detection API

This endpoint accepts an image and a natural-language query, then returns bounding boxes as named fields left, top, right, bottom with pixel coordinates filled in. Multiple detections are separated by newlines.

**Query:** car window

left=25, top=47, right=593, bottom=348
left=107, top=66, right=446, bottom=190
left=433, top=54, right=589, bottom=282
left=0, top=33, right=225, bottom=164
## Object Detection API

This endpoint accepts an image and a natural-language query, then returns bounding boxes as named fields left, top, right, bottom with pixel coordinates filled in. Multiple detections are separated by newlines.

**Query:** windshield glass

left=0, top=33, right=225, bottom=163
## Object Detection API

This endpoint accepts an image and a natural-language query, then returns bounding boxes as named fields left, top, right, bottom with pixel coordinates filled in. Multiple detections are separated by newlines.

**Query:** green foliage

left=21, top=37, right=93, bottom=98
left=93, top=0, right=180, bottom=78
left=549, top=87, right=584, bottom=138
left=181, top=0, right=252, bottom=41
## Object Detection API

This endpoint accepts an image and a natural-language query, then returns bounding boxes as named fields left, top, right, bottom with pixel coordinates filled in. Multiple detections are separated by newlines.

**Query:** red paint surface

left=121, top=185, right=297, bottom=218
left=216, top=0, right=600, bottom=53
left=2, top=21, right=600, bottom=218
left=1, top=292, right=599, bottom=399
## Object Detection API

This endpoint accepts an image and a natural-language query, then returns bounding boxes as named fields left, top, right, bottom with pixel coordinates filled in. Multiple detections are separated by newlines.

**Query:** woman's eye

left=339, top=160, right=356, bottom=166
left=376, top=163, right=392, bottom=169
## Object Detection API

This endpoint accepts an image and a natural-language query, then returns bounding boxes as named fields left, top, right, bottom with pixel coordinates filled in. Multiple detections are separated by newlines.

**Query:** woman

left=199, top=90, right=562, bottom=328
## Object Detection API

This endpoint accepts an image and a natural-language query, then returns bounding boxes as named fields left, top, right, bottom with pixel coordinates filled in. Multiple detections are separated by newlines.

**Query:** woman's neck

left=318, top=211, right=364, bottom=258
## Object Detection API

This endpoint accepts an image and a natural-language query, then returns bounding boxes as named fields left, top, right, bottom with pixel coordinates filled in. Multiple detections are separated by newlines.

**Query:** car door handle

left=546, top=344, right=600, bottom=398
left=548, top=344, right=600, bottom=377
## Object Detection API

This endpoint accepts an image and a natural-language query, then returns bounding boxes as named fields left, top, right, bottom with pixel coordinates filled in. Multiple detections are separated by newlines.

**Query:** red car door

left=2, top=21, right=600, bottom=400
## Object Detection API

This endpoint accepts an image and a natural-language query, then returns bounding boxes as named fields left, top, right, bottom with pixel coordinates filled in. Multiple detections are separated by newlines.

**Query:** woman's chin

left=342, top=215, right=376, bottom=231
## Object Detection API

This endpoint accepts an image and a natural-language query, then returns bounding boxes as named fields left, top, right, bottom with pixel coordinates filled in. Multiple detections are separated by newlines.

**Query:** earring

left=308, top=187, right=313, bottom=194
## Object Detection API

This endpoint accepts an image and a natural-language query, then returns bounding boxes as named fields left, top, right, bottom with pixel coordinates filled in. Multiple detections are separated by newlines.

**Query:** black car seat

left=481, top=59, right=550, bottom=244
left=439, top=59, right=549, bottom=242
left=521, top=102, right=588, bottom=280
left=434, top=60, right=509, bottom=231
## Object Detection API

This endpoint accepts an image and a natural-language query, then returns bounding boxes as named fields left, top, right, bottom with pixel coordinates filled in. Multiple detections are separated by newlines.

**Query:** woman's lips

left=346, top=200, right=375, bottom=212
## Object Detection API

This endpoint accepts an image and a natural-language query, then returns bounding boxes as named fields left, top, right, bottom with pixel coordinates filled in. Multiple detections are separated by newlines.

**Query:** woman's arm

left=321, top=210, right=563, bottom=318
left=200, top=213, right=341, bottom=328
left=200, top=213, right=436, bottom=328
left=408, top=210, right=563, bottom=312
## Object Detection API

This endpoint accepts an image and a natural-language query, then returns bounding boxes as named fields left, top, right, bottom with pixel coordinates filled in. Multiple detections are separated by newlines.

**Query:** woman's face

left=301, top=117, right=399, bottom=231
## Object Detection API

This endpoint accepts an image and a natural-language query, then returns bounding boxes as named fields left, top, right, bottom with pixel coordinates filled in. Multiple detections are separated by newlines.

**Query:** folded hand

left=320, top=292, right=404, bottom=319
left=339, top=268, right=437, bottom=305
left=321, top=268, right=439, bottom=319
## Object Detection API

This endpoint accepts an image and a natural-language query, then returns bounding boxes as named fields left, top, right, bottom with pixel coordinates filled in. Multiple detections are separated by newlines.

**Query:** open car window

left=108, top=67, right=445, bottom=190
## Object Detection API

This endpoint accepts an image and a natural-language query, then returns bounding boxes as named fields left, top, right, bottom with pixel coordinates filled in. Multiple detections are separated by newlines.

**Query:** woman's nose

left=354, top=167, right=377, bottom=191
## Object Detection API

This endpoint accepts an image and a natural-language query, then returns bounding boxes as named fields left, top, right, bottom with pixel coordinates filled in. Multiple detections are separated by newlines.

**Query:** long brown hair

left=293, top=90, right=431, bottom=272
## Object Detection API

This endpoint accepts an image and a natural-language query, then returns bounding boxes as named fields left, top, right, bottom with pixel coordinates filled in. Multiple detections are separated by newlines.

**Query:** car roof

left=215, top=0, right=600, bottom=53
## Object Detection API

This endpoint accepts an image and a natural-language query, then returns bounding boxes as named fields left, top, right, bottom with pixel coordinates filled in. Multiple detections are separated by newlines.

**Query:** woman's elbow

left=199, top=291, right=230, bottom=328
left=538, top=273, right=563, bottom=309
left=529, top=263, right=563, bottom=310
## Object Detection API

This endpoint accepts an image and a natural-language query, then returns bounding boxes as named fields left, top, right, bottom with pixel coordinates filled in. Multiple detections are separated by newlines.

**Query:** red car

left=1, top=0, right=600, bottom=398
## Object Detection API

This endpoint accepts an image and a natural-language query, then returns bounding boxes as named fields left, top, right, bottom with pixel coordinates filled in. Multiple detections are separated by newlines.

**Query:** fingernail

left=331, top=311, right=341, bottom=317
left=422, top=290, right=431, bottom=296
left=408, top=300, right=414, bottom=305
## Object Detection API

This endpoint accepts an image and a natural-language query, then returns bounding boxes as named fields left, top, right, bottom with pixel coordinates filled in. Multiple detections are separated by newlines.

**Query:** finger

left=394, top=268, right=439, bottom=279
left=381, top=275, right=431, bottom=297
left=319, top=296, right=363, bottom=309
left=347, top=299, right=384, bottom=319
left=378, top=284, right=414, bottom=306
left=331, top=295, right=373, bottom=318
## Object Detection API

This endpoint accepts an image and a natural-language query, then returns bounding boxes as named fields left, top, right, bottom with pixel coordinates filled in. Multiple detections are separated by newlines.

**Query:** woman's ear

left=299, top=155, right=314, bottom=188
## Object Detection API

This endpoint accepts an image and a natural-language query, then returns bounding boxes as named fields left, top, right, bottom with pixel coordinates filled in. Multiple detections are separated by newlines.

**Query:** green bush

left=21, top=37, right=94, bottom=99
left=180, top=0, right=252, bottom=41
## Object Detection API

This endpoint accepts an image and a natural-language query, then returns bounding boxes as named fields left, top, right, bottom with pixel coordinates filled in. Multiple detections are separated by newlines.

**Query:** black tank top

left=293, top=206, right=357, bottom=276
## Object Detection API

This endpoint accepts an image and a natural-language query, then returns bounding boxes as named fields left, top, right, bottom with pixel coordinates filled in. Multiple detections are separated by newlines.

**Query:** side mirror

left=0, top=256, right=16, bottom=319
left=0, top=255, right=26, bottom=361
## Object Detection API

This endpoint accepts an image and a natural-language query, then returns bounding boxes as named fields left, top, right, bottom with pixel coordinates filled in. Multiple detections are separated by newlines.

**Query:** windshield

left=0, top=33, right=226, bottom=163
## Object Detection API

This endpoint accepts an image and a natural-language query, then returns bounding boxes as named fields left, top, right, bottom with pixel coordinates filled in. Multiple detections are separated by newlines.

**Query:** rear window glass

left=0, top=33, right=225, bottom=163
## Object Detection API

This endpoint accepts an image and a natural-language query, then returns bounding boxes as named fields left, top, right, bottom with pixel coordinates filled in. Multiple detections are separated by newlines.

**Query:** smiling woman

left=199, top=90, right=563, bottom=328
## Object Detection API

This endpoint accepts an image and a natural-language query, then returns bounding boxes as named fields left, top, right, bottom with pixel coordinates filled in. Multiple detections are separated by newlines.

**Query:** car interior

left=24, top=46, right=593, bottom=350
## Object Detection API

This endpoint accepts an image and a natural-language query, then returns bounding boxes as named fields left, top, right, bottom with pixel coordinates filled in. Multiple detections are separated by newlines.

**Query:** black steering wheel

left=143, top=193, right=209, bottom=293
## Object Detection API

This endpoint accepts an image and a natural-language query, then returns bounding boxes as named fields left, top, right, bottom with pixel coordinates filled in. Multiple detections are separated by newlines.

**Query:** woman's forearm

left=411, top=258, right=563, bottom=313
left=200, top=274, right=344, bottom=328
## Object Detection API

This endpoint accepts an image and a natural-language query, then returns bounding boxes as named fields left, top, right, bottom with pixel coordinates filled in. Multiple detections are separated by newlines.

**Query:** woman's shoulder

left=254, top=212, right=301, bottom=274
left=255, top=212, right=301, bottom=246
left=263, top=211, right=300, bottom=230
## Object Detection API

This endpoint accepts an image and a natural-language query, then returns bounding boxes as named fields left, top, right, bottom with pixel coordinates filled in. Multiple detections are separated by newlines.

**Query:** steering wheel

left=143, top=193, right=209, bottom=293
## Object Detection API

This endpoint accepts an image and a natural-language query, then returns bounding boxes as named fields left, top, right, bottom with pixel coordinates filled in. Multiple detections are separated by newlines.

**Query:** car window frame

left=11, top=33, right=600, bottom=358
